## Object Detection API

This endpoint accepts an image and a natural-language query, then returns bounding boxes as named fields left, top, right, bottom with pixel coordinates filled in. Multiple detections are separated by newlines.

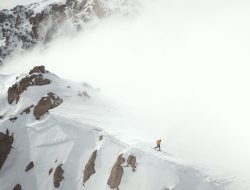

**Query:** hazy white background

left=1, top=0, right=250, bottom=189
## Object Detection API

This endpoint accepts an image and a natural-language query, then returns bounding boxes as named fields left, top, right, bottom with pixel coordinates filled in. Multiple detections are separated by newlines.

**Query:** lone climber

left=154, top=139, right=161, bottom=151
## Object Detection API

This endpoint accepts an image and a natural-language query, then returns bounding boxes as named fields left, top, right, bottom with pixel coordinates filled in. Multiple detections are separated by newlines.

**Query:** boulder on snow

left=107, top=154, right=125, bottom=189
left=13, top=184, right=22, bottom=190
left=25, top=161, right=34, bottom=172
left=33, top=92, right=63, bottom=119
left=83, top=150, right=97, bottom=184
left=53, top=164, right=64, bottom=188
left=8, top=66, right=51, bottom=104
left=127, top=155, right=136, bottom=172
left=0, top=129, right=14, bottom=169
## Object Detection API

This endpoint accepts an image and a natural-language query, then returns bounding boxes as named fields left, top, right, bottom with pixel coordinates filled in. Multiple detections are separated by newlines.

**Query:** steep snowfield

left=0, top=67, right=225, bottom=190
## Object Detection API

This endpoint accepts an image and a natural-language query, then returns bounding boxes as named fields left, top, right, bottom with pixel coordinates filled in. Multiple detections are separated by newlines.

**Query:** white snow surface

left=0, top=70, right=226, bottom=190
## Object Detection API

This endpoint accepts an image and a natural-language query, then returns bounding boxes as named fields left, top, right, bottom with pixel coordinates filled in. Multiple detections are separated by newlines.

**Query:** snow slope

left=0, top=67, right=226, bottom=190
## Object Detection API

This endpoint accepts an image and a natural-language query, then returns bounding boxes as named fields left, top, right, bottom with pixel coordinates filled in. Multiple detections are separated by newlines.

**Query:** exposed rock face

left=83, top=150, right=97, bottom=184
left=13, top=184, right=22, bottom=190
left=127, top=155, right=136, bottom=172
left=8, top=66, right=51, bottom=104
left=107, top=154, right=125, bottom=189
left=0, top=130, right=14, bottom=169
left=25, top=161, right=34, bottom=172
left=53, top=164, right=64, bottom=188
left=20, top=105, right=34, bottom=115
left=29, top=65, right=46, bottom=74
left=33, top=92, right=63, bottom=119
left=0, top=0, right=116, bottom=64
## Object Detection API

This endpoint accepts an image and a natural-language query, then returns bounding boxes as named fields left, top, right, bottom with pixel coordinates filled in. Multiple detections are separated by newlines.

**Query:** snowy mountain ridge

left=0, top=66, right=226, bottom=190
left=0, top=0, right=136, bottom=64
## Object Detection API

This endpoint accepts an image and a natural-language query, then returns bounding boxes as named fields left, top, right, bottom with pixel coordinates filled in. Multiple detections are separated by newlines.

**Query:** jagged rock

left=0, top=0, right=114, bottom=64
left=8, top=67, right=51, bottom=104
left=25, top=161, right=34, bottom=172
left=127, top=155, right=136, bottom=172
left=83, top=150, right=97, bottom=184
left=53, top=164, right=64, bottom=188
left=13, top=184, right=22, bottom=190
left=0, top=130, right=14, bottom=169
left=29, top=65, right=46, bottom=74
left=33, top=92, right=63, bottom=119
left=49, top=168, right=53, bottom=175
left=20, top=105, right=34, bottom=115
left=9, top=116, right=17, bottom=122
left=107, top=154, right=125, bottom=189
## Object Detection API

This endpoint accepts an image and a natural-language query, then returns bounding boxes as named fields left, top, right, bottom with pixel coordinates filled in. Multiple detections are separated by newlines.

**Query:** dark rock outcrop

left=8, top=66, right=51, bottom=104
left=107, top=154, right=125, bottom=189
left=25, top=161, right=34, bottom=172
left=20, top=105, right=34, bottom=115
left=127, top=155, right=136, bottom=172
left=99, top=135, right=103, bottom=141
left=13, top=184, right=22, bottom=190
left=9, top=116, right=17, bottom=122
left=0, top=0, right=112, bottom=64
left=29, top=65, right=46, bottom=74
left=49, top=168, right=53, bottom=175
left=53, top=164, right=64, bottom=188
left=33, top=92, right=63, bottom=119
left=0, top=129, right=14, bottom=170
left=83, top=150, right=97, bottom=184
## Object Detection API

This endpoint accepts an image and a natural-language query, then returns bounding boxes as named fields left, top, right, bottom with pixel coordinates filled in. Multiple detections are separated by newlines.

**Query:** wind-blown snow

left=1, top=0, right=250, bottom=189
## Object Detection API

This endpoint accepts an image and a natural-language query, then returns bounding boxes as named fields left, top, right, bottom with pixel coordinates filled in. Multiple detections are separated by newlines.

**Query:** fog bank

left=1, top=0, right=250, bottom=188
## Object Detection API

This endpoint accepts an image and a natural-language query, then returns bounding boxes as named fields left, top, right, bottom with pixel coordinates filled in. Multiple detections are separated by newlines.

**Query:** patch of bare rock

left=53, top=164, right=64, bottom=188
left=9, top=116, right=17, bottom=122
left=0, top=129, right=14, bottom=169
left=107, top=154, right=126, bottom=189
left=49, top=168, right=53, bottom=175
left=20, top=105, right=34, bottom=115
left=25, top=161, right=34, bottom=172
left=7, top=66, right=51, bottom=104
left=127, top=155, right=136, bottom=172
left=83, top=150, right=97, bottom=184
left=33, top=92, right=63, bottom=119
left=13, top=184, right=22, bottom=190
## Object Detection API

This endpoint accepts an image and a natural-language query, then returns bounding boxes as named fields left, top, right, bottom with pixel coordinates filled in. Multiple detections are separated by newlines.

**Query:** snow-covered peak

left=0, top=66, right=226, bottom=190
left=0, top=0, right=137, bottom=64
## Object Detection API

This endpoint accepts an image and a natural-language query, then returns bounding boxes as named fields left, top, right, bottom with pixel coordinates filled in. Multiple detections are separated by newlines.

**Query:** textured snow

left=0, top=69, right=226, bottom=190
